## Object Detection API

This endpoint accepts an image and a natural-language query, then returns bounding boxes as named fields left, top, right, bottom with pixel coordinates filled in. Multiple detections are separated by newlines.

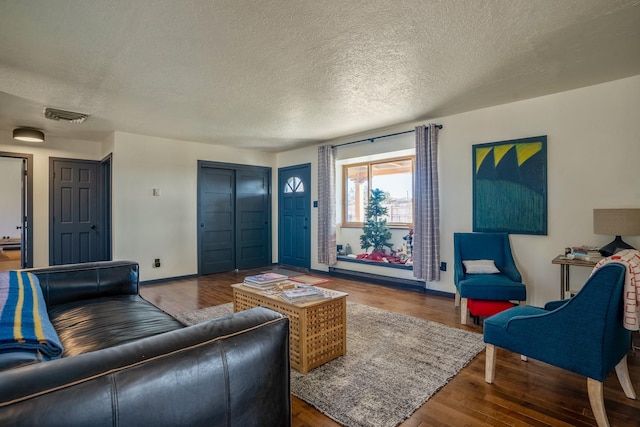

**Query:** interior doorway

left=0, top=152, right=33, bottom=271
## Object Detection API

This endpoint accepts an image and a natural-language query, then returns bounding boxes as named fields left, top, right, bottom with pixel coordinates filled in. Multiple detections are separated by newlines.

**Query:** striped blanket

left=593, top=249, right=640, bottom=331
left=0, top=271, right=63, bottom=359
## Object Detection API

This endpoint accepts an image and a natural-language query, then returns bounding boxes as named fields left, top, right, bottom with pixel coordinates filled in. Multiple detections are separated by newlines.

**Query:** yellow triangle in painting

left=475, top=147, right=493, bottom=174
left=516, top=142, right=543, bottom=166
left=493, top=144, right=514, bottom=167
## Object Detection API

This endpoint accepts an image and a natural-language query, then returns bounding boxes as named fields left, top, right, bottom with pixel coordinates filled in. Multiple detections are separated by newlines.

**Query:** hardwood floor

left=140, top=268, right=640, bottom=427
left=0, top=248, right=21, bottom=271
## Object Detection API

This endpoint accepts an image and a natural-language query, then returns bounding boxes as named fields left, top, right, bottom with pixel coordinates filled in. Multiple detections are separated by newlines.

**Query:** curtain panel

left=317, top=145, right=337, bottom=265
left=413, top=124, right=440, bottom=281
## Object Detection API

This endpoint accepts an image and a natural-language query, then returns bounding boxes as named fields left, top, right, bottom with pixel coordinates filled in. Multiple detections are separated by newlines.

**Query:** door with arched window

left=278, top=163, right=310, bottom=269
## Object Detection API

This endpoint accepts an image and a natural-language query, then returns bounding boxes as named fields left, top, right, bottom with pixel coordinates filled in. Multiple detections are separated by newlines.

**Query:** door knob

left=90, top=224, right=96, bottom=229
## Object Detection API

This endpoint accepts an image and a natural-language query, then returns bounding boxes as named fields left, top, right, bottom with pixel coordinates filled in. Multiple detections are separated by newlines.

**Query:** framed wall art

left=472, top=135, right=547, bottom=235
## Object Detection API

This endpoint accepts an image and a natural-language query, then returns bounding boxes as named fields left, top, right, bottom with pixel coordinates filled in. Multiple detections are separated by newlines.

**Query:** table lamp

left=593, top=208, right=640, bottom=256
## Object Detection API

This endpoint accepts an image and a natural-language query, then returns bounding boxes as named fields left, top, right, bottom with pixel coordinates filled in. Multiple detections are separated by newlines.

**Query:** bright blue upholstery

left=483, top=263, right=636, bottom=426
left=453, top=232, right=526, bottom=302
left=484, top=263, right=630, bottom=382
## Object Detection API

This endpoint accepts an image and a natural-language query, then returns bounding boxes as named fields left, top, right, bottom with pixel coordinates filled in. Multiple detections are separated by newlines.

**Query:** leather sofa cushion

left=48, top=295, right=184, bottom=357
left=0, top=349, right=42, bottom=370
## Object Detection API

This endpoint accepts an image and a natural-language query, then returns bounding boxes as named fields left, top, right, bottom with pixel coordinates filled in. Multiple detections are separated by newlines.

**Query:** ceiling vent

left=43, top=107, right=89, bottom=123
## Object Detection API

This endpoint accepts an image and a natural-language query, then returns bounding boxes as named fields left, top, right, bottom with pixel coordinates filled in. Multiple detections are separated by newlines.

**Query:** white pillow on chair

left=463, top=259, right=500, bottom=274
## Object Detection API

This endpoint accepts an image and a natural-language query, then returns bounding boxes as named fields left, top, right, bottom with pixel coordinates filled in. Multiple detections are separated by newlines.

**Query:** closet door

left=198, top=162, right=271, bottom=275
left=236, top=169, right=270, bottom=269
left=198, top=167, right=235, bottom=275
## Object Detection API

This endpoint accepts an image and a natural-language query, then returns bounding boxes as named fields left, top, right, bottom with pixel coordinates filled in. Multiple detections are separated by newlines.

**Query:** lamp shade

left=593, top=209, right=640, bottom=236
left=13, top=128, right=45, bottom=142
left=593, top=208, right=640, bottom=256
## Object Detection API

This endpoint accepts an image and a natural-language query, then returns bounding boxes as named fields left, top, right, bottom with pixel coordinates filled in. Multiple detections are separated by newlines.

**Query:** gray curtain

left=317, top=145, right=337, bottom=265
left=413, top=124, right=440, bottom=281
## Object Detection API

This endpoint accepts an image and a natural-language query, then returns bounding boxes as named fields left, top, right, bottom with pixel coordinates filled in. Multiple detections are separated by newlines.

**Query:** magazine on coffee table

left=243, top=272, right=288, bottom=286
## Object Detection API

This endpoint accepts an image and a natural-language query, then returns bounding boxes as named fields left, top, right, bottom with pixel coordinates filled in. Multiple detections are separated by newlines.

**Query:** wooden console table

left=551, top=255, right=598, bottom=299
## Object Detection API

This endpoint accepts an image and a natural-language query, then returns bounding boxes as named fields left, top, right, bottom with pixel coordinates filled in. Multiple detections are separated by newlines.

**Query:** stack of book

left=242, top=272, right=289, bottom=290
left=570, top=246, right=603, bottom=262
left=280, top=286, right=328, bottom=304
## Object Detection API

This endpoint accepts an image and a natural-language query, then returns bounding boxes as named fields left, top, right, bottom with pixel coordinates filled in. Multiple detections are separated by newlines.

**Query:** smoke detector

left=43, top=107, right=89, bottom=123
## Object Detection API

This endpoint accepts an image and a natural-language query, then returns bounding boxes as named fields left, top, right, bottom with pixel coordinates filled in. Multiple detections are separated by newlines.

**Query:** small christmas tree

left=360, top=188, right=393, bottom=254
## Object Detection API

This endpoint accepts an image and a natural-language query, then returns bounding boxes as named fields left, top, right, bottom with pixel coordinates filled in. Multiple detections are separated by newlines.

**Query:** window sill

left=336, top=255, right=413, bottom=270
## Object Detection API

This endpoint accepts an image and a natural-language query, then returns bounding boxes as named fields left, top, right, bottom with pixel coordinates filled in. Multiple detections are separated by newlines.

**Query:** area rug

left=176, top=302, right=485, bottom=427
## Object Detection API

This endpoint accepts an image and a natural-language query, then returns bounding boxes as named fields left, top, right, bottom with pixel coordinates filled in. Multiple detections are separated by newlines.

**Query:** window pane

left=371, top=159, right=413, bottom=224
left=346, top=165, right=368, bottom=223
left=285, top=176, right=304, bottom=193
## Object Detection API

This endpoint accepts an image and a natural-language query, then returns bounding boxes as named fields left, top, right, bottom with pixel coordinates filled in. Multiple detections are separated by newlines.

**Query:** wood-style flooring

left=140, top=268, right=640, bottom=427
left=0, top=248, right=21, bottom=271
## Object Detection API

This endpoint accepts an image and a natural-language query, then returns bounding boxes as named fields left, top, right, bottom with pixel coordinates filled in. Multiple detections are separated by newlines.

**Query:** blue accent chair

left=453, top=232, right=526, bottom=324
left=484, top=263, right=637, bottom=427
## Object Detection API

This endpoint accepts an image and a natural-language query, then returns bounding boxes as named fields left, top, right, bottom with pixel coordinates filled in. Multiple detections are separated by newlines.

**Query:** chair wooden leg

left=587, top=378, right=609, bottom=427
left=614, top=355, right=637, bottom=399
left=460, top=297, right=468, bottom=325
left=485, top=344, right=496, bottom=383
left=454, top=291, right=460, bottom=307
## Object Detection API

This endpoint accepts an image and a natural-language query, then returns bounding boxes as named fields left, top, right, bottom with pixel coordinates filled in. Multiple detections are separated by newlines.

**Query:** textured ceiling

left=0, top=0, right=639, bottom=151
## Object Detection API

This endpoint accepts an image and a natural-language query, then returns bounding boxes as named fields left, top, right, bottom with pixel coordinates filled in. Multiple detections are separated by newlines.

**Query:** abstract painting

left=473, top=136, right=547, bottom=235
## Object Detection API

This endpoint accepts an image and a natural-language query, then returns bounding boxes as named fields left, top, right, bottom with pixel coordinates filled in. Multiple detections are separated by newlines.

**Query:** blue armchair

left=484, top=263, right=636, bottom=427
left=453, top=232, right=526, bottom=324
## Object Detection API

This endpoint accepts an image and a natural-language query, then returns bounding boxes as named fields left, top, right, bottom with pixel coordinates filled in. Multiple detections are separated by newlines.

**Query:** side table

left=551, top=255, right=598, bottom=299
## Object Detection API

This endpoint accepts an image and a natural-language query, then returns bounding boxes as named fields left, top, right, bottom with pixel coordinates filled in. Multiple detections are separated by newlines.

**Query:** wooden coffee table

left=232, top=284, right=348, bottom=374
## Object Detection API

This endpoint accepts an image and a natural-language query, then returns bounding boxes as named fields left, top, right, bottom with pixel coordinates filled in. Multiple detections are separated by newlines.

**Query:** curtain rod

left=332, top=124, right=443, bottom=148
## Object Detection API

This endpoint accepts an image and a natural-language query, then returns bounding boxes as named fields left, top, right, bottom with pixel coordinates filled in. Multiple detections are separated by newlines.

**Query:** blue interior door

left=278, top=164, right=311, bottom=269
left=198, top=162, right=271, bottom=274
left=198, top=167, right=235, bottom=274
left=50, top=159, right=99, bottom=265
left=236, top=168, right=271, bottom=269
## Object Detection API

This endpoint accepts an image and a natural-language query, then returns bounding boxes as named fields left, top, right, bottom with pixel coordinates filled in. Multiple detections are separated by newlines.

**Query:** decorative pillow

left=463, top=259, right=500, bottom=274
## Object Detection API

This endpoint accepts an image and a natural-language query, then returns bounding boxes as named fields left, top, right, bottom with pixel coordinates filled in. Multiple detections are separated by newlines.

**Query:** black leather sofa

left=0, top=261, right=291, bottom=427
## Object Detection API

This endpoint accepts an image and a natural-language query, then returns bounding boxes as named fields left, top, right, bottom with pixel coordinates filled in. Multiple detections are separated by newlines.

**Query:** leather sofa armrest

left=0, top=307, right=291, bottom=427
left=23, top=260, right=140, bottom=307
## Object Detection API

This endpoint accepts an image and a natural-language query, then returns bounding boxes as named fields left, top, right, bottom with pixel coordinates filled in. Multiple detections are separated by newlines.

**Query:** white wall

left=2, top=75, right=638, bottom=308
left=279, top=75, right=640, bottom=307
left=437, top=75, right=640, bottom=306
left=0, top=135, right=104, bottom=266
left=111, top=132, right=276, bottom=281
left=0, top=157, right=22, bottom=238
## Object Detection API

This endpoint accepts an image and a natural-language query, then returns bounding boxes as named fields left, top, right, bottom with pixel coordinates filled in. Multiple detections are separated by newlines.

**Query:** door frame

left=100, top=154, right=112, bottom=261
left=0, top=151, right=33, bottom=268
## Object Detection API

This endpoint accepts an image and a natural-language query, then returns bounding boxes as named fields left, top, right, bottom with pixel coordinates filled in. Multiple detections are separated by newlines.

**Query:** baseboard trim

left=329, top=267, right=454, bottom=298
left=141, top=274, right=198, bottom=285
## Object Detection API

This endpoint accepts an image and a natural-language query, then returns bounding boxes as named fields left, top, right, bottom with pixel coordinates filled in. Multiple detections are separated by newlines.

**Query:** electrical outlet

left=440, top=262, right=447, bottom=271
left=154, top=258, right=161, bottom=268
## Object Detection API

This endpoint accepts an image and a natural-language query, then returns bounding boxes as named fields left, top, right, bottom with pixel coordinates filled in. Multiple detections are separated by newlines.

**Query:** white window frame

left=341, top=155, right=415, bottom=228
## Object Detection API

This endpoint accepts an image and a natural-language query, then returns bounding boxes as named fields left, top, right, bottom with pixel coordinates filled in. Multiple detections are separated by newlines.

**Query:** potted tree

left=360, top=188, right=393, bottom=260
